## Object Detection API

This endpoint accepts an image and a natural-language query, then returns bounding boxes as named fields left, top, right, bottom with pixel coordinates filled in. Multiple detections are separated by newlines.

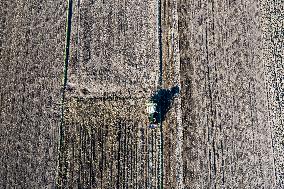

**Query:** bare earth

left=0, top=0, right=283, bottom=188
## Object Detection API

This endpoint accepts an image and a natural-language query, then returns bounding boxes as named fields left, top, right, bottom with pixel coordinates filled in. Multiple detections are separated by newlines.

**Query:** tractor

left=146, top=101, right=160, bottom=128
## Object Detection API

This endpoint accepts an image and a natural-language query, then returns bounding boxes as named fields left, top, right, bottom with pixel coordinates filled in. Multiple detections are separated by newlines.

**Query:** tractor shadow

left=150, top=85, right=180, bottom=123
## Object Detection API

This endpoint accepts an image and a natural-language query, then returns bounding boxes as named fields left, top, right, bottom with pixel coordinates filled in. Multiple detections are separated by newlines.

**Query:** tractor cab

left=146, top=101, right=160, bottom=128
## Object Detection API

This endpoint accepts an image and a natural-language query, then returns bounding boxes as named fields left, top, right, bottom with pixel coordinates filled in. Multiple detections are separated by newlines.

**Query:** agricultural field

left=0, top=0, right=283, bottom=188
